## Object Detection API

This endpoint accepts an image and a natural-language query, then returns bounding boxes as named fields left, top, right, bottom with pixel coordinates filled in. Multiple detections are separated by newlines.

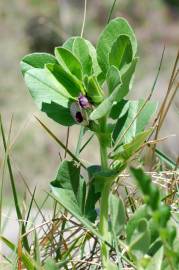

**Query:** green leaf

left=136, top=100, right=158, bottom=133
left=24, top=68, right=74, bottom=126
left=63, top=36, right=76, bottom=51
left=109, top=35, right=133, bottom=73
left=146, top=247, right=163, bottom=270
left=110, top=194, right=126, bottom=236
left=90, top=58, right=137, bottom=120
left=55, top=47, right=82, bottom=80
left=106, top=65, right=121, bottom=94
left=86, top=75, right=104, bottom=104
left=112, top=107, right=128, bottom=145
left=25, top=68, right=69, bottom=106
left=111, top=128, right=153, bottom=161
left=85, top=40, right=101, bottom=77
left=113, top=100, right=158, bottom=144
left=73, top=37, right=93, bottom=76
left=130, top=167, right=161, bottom=211
left=46, top=63, right=84, bottom=98
left=63, top=37, right=101, bottom=77
left=97, top=17, right=137, bottom=75
left=129, top=218, right=151, bottom=259
left=126, top=205, right=149, bottom=243
left=110, top=99, right=129, bottom=120
left=51, top=160, right=81, bottom=200
left=41, top=101, right=75, bottom=126
left=20, top=52, right=57, bottom=75
left=44, top=258, right=59, bottom=270
left=84, top=181, right=100, bottom=222
left=50, top=160, right=99, bottom=225
left=88, top=165, right=117, bottom=193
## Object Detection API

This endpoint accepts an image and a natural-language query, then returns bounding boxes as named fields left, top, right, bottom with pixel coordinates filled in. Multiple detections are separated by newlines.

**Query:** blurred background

left=0, top=0, right=179, bottom=201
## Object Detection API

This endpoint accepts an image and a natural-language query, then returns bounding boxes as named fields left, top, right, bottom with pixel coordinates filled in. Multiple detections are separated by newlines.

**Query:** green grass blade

left=75, top=126, right=84, bottom=157
left=155, top=148, right=177, bottom=169
left=0, top=116, right=30, bottom=251
left=25, top=186, right=36, bottom=227
left=150, top=46, right=165, bottom=96
left=107, top=0, right=118, bottom=23
left=80, top=134, right=94, bottom=153
left=0, top=115, right=12, bottom=232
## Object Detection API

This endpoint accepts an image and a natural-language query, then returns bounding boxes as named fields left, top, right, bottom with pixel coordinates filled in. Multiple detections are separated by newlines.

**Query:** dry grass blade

left=150, top=49, right=179, bottom=165
left=154, top=49, right=179, bottom=136
left=17, top=239, right=22, bottom=270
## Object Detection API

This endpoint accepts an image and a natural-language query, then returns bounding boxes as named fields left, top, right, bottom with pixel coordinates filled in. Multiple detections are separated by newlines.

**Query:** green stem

left=98, top=117, right=111, bottom=267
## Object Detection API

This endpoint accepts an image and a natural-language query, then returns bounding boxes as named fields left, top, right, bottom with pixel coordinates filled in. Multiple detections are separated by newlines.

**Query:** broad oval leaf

left=63, top=37, right=101, bottom=77
left=106, top=65, right=121, bottom=94
left=86, top=75, right=104, bottom=104
left=110, top=194, right=126, bottom=236
left=73, top=37, right=93, bottom=76
left=109, top=35, right=133, bottom=73
left=42, top=101, right=75, bottom=126
left=24, top=68, right=75, bottom=126
left=129, top=218, right=151, bottom=259
left=85, top=40, right=101, bottom=77
left=20, top=53, right=57, bottom=75
left=24, top=68, right=69, bottom=108
left=55, top=47, right=82, bottom=80
left=46, top=63, right=85, bottom=98
left=97, top=17, right=137, bottom=75
left=63, top=36, right=76, bottom=51
left=126, top=205, right=149, bottom=243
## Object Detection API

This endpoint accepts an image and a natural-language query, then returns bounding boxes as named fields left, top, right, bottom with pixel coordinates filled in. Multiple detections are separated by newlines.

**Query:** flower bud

left=78, top=94, right=91, bottom=109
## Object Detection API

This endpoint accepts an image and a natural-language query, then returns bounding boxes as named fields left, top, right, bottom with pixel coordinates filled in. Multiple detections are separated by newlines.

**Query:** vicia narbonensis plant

left=21, top=18, right=164, bottom=269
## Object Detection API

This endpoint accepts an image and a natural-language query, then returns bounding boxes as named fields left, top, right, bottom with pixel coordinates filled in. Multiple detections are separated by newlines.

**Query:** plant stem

left=98, top=117, right=111, bottom=267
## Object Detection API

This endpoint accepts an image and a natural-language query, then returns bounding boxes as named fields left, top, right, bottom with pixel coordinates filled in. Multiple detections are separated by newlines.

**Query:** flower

left=70, top=102, right=89, bottom=126
left=78, top=94, right=91, bottom=109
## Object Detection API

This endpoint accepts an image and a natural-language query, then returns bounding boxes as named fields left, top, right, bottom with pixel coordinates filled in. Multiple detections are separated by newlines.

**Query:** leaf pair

left=50, top=160, right=99, bottom=225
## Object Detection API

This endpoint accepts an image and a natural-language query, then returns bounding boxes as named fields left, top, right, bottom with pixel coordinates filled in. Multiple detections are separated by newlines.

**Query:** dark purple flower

left=75, top=112, right=83, bottom=123
left=78, top=94, right=91, bottom=109
left=70, top=102, right=84, bottom=123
